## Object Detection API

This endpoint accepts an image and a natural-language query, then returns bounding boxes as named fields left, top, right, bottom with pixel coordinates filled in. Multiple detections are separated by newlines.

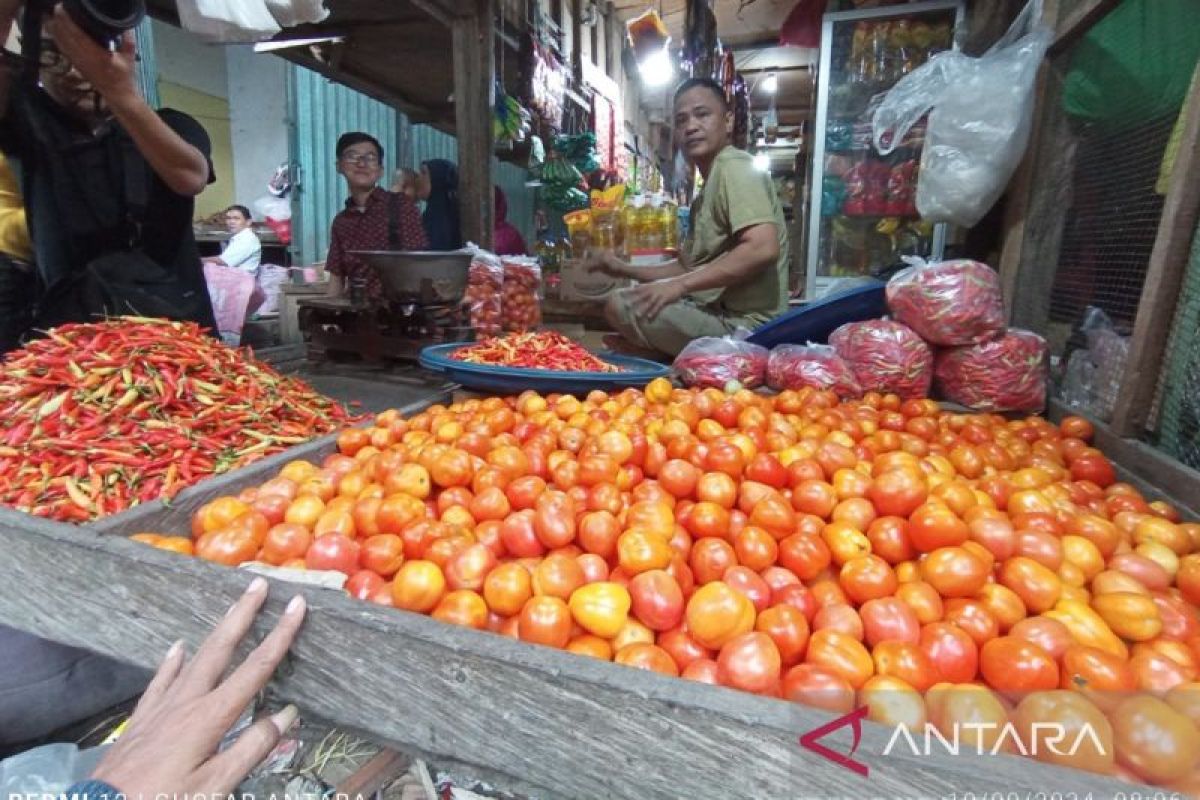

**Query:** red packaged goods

left=829, top=319, right=933, bottom=399
left=465, top=246, right=503, bottom=338
left=885, top=258, right=1006, bottom=346
left=766, top=344, right=862, bottom=397
left=935, top=328, right=1048, bottom=413
left=673, top=337, right=769, bottom=389
left=502, top=257, right=542, bottom=332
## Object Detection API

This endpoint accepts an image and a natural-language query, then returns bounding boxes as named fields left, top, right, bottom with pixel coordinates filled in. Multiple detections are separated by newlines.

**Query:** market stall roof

left=146, top=0, right=465, bottom=128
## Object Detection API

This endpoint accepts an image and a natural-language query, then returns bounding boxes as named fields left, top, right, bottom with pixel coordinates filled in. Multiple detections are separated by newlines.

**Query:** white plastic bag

left=177, top=0, right=281, bottom=42
left=872, top=0, right=1051, bottom=227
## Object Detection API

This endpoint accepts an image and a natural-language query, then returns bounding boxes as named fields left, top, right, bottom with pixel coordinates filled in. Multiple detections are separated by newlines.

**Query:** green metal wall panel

left=134, top=17, right=160, bottom=109
left=289, top=66, right=400, bottom=265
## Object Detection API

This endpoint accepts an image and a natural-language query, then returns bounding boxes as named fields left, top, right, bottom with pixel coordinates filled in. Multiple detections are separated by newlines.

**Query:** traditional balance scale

left=297, top=250, right=473, bottom=362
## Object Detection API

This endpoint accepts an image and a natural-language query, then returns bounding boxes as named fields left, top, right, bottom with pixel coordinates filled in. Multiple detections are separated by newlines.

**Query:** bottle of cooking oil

left=621, top=194, right=645, bottom=258
left=641, top=194, right=665, bottom=255
left=654, top=192, right=677, bottom=252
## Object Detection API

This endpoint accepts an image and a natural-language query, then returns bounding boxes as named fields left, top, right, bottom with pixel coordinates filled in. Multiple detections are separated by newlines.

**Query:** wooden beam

left=411, top=0, right=477, bottom=25
left=1048, top=0, right=1121, bottom=56
left=1007, top=73, right=1076, bottom=333
left=453, top=0, right=496, bottom=247
left=0, top=507, right=1145, bottom=799
left=997, top=0, right=1058, bottom=318
left=1108, top=63, right=1200, bottom=436
left=278, top=50, right=445, bottom=123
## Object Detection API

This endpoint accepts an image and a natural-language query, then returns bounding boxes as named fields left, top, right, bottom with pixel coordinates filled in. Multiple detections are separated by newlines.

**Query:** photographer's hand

left=44, top=6, right=139, bottom=108
left=89, top=578, right=306, bottom=798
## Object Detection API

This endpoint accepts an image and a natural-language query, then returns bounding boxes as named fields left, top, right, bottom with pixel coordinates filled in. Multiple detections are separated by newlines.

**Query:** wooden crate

left=0, top=506, right=1143, bottom=799
left=0, top=391, right=1149, bottom=798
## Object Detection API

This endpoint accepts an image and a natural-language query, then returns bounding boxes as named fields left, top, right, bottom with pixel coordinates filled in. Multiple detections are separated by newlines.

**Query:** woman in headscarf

left=493, top=187, right=527, bottom=256
left=418, top=159, right=463, bottom=250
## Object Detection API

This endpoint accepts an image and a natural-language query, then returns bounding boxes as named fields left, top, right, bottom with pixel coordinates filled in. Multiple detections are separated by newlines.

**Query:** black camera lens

left=62, top=0, right=146, bottom=45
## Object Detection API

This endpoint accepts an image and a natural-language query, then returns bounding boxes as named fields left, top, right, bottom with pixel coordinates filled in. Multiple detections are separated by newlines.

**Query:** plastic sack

left=1, top=743, right=107, bottom=794
left=203, top=262, right=258, bottom=342
left=935, top=328, right=1048, bottom=412
left=1082, top=307, right=1129, bottom=419
left=830, top=319, right=933, bottom=399
left=465, top=244, right=504, bottom=339
left=886, top=257, right=1006, bottom=346
left=674, top=337, right=769, bottom=389
left=872, top=0, right=1052, bottom=227
left=253, top=194, right=292, bottom=222
left=501, top=257, right=542, bottom=332
left=254, top=264, right=289, bottom=316
left=254, top=194, right=292, bottom=245
left=767, top=344, right=862, bottom=397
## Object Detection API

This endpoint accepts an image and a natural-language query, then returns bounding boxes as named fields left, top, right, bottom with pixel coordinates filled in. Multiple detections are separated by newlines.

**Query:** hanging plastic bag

left=886, top=257, right=1006, bottom=346
left=872, top=0, right=1052, bottom=227
left=766, top=344, right=862, bottom=397
left=830, top=319, right=933, bottom=399
left=674, top=337, right=769, bottom=390
left=935, top=328, right=1049, bottom=412
left=464, top=244, right=504, bottom=339
left=501, top=257, right=542, bottom=332
left=177, top=0, right=280, bottom=41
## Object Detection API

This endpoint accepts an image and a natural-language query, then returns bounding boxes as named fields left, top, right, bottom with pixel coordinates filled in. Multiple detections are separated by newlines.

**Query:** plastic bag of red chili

left=766, top=344, right=862, bottom=397
left=829, top=319, right=933, bottom=399
left=885, top=258, right=1006, bottom=346
left=465, top=245, right=503, bottom=339
left=935, top=328, right=1048, bottom=412
left=673, top=336, right=769, bottom=389
left=502, top=257, right=543, bottom=332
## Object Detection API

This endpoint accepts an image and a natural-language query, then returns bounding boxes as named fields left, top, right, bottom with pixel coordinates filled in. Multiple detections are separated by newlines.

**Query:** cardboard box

left=558, top=255, right=674, bottom=303
left=558, top=257, right=630, bottom=303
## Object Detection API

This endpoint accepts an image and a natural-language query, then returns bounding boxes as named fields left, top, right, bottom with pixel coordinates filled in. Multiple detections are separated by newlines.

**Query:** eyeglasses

left=37, top=42, right=73, bottom=77
left=340, top=153, right=381, bottom=167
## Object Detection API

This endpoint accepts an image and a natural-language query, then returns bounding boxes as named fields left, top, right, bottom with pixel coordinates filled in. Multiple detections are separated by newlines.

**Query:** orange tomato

left=685, top=581, right=756, bottom=650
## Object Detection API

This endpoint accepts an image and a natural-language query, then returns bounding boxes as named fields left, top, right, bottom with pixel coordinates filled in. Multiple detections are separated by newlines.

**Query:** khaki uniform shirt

left=685, top=146, right=789, bottom=323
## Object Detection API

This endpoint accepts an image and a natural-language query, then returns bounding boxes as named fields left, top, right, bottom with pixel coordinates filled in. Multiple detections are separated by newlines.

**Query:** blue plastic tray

left=419, top=342, right=671, bottom=395
left=746, top=281, right=887, bottom=348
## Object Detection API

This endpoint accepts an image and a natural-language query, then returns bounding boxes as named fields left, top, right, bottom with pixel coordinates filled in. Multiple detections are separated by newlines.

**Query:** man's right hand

left=581, top=251, right=624, bottom=277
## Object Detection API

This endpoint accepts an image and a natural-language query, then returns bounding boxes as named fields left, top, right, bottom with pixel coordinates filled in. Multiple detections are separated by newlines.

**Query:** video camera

left=22, top=0, right=146, bottom=56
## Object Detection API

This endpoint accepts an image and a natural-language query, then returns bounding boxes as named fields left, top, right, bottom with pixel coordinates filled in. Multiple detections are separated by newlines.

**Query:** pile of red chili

left=0, top=317, right=361, bottom=522
left=450, top=331, right=620, bottom=373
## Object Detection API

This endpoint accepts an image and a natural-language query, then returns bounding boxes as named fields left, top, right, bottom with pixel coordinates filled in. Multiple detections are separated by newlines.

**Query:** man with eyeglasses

left=0, top=2, right=217, bottom=339
left=324, top=132, right=428, bottom=303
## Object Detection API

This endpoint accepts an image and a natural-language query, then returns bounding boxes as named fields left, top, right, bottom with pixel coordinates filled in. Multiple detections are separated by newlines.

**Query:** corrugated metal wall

left=289, top=66, right=401, bottom=265
left=288, top=66, right=536, bottom=264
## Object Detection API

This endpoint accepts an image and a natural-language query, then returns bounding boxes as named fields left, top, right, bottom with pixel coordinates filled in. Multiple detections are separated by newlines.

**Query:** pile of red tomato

left=134, top=380, right=1200, bottom=790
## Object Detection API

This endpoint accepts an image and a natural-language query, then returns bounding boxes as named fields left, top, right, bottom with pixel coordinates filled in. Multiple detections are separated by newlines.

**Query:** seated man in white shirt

left=203, top=204, right=261, bottom=274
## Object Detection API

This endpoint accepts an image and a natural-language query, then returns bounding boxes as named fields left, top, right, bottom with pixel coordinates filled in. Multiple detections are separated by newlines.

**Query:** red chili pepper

left=450, top=331, right=619, bottom=373
left=0, top=316, right=365, bottom=521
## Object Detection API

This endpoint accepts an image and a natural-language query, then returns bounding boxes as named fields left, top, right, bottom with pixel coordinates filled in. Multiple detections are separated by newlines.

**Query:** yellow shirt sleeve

left=0, top=154, right=33, bottom=263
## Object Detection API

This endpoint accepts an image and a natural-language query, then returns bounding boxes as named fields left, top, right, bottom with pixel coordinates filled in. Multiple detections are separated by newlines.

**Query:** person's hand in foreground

left=628, top=278, right=686, bottom=321
left=90, top=577, right=306, bottom=797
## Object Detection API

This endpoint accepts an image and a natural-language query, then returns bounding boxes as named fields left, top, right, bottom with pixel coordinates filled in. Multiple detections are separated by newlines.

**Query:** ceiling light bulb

left=763, top=72, right=778, bottom=94
left=639, top=48, right=674, bottom=87
left=753, top=152, right=770, bottom=172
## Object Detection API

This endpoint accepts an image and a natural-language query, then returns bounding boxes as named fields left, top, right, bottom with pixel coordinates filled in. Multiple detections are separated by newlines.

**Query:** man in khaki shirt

left=586, top=77, right=790, bottom=357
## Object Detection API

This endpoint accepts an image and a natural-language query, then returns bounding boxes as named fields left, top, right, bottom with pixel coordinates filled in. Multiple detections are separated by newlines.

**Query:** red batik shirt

left=325, top=187, right=428, bottom=303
